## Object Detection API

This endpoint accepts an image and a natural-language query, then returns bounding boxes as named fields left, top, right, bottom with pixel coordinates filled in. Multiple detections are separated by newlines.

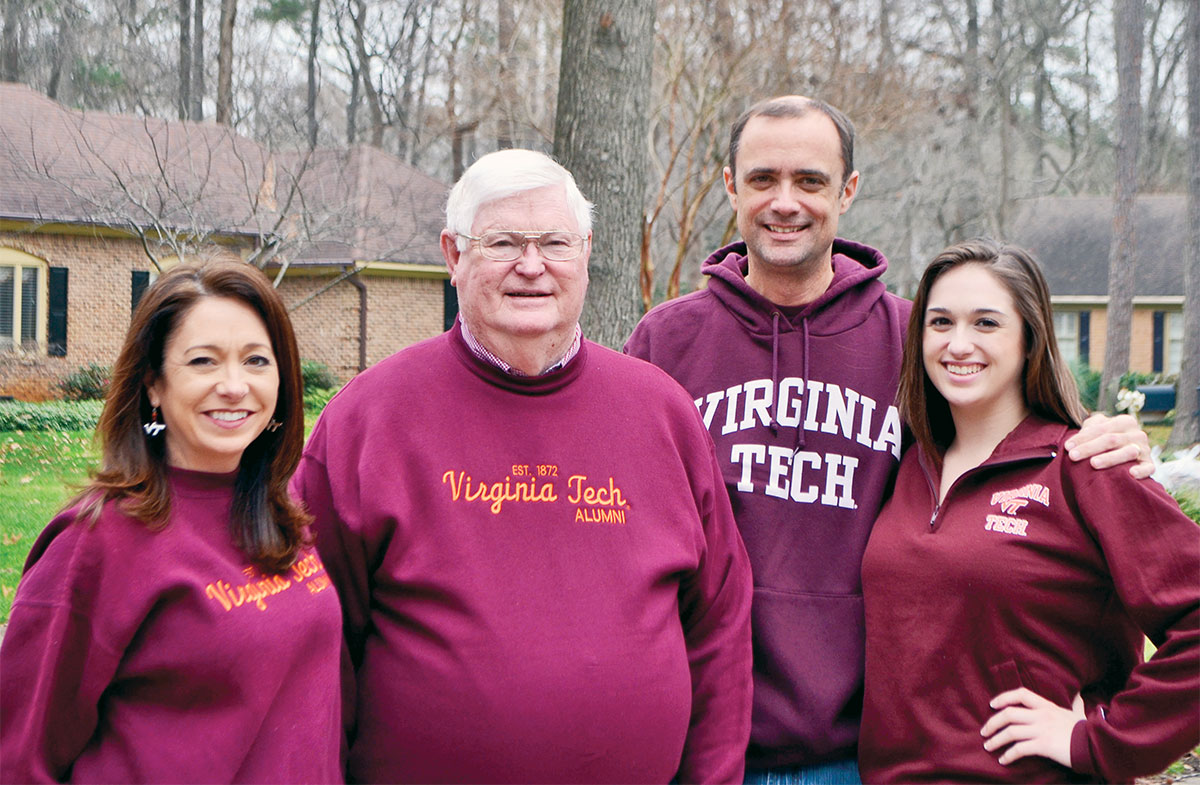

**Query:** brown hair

left=899, top=238, right=1087, bottom=465
left=728, top=95, right=856, bottom=186
left=78, top=261, right=311, bottom=572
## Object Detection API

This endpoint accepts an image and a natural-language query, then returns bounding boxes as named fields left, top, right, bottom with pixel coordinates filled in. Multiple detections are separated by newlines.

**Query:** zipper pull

left=930, top=504, right=940, bottom=529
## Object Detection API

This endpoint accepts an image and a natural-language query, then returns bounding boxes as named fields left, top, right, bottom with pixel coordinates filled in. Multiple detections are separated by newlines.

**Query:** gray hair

left=445, top=149, right=594, bottom=248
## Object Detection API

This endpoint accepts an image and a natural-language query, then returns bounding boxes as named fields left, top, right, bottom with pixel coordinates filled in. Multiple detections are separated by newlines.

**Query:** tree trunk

left=1099, top=0, right=1144, bottom=412
left=1, top=0, right=19, bottom=81
left=178, top=0, right=192, bottom=120
left=215, top=0, right=236, bottom=124
left=47, top=9, right=70, bottom=100
left=496, top=0, right=515, bottom=149
left=351, top=0, right=384, bottom=147
left=1169, top=0, right=1200, bottom=447
left=553, top=0, right=656, bottom=349
left=191, top=0, right=204, bottom=121
left=307, top=0, right=320, bottom=148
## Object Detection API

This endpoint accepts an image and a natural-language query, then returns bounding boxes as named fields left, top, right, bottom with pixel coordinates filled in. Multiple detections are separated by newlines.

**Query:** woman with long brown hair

left=1, top=261, right=342, bottom=783
left=858, top=238, right=1198, bottom=783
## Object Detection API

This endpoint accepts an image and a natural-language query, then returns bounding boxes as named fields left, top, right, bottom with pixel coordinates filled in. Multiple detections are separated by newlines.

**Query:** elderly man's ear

left=441, top=229, right=462, bottom=282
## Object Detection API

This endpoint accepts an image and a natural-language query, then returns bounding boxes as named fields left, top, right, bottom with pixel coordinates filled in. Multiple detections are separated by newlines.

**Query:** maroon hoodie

left=626, top=239, right=911, bottom=768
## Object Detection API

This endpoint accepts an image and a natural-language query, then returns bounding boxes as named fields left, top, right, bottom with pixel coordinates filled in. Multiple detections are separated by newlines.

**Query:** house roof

left=0, top=83, right=447, bottom=268
left=276, top=146, right=447, bottom=267
left=1009, top=194, right=1186, bottom=297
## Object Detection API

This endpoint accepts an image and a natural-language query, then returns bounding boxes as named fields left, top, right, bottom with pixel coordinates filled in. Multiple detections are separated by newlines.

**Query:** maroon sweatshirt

left=0, top=468, right=343, bottom=784
left=292, top=324, right=754, bottom=784
left=860, top=415, right=1200, bottom=783
left=626, top=239, right=911, bottom=768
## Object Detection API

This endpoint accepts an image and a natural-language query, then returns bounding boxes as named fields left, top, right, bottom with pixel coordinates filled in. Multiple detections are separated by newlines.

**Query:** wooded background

left=1, top=0, right=1196, bottom=441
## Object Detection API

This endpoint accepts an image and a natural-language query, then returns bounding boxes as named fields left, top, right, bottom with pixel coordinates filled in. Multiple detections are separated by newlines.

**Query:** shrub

left=304, top=387, right=339, bottom=416
left=1119, top=370, right=1161, bottom=391
left=0, top=400, right=104, bottom=431
left=300, top=361, right=339, bottom=395
left=57, top=363, right=112, bottom=401
left=1072, top=360, right=1101, bottom=412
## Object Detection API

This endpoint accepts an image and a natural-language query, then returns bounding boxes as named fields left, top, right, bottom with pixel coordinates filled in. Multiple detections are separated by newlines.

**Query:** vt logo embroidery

left=985, top=483, right=1050, bottom=538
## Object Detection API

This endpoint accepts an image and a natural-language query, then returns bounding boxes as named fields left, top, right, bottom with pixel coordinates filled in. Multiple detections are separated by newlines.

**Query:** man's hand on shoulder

left=1065, top=413, right=1154, bottom=479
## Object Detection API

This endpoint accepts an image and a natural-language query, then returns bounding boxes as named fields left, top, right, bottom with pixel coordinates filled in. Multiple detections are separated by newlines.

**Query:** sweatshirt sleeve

left=1066, top=467, right=1200, bottom=782
left=675, top=437, right=754, bottom=785
left=292, top=420, right=372, bottom=669
left=0, top=527, right=122, bottom=783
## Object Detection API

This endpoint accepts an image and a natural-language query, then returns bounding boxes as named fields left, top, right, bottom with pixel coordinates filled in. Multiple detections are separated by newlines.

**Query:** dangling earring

left=143, top=406, right=166, bottom=437
left=266, top=419, right=282, bottom=432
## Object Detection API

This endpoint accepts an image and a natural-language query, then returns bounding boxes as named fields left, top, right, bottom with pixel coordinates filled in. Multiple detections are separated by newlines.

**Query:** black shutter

left=47, top=266, right=68, bottom=357
left=1079, top=311, right=1090, bottom=366
left=131, top=270, right=151, bottom=312
left=443, top=278, right=459, bottom=332
left=1152, top=311, right=1165, bottom=373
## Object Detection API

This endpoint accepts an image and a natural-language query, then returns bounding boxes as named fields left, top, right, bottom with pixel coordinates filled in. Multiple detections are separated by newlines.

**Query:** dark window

left=48, top=267, right=68, bottom=357
left=131, top=270, right=151, bottom=312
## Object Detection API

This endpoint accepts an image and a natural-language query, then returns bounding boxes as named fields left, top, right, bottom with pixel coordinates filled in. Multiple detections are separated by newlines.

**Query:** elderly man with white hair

left=293, top=148, right=753, bottom=784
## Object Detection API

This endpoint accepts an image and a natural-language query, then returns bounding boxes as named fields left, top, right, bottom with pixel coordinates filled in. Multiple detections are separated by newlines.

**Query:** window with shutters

left=0, top=249, right=48, bottom=354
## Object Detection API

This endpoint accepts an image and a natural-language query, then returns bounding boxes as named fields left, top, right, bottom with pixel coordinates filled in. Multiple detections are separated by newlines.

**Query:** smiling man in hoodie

left=624, top=95, right=1151, bottom=784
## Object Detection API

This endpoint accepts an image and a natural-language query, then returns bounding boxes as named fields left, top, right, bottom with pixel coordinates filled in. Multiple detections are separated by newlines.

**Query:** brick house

left=0, top=83, right=451, bottom=400
left=1009, top=194, right=1187, bottom=377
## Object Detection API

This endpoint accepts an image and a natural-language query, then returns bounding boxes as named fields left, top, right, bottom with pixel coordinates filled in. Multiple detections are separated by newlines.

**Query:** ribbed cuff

left=1069, top=717, right=1096, bottom=776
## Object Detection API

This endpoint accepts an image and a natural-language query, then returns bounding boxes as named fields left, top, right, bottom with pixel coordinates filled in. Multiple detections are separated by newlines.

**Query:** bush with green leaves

left=57, top=363, right=112, bottom=401
left=1072, top=360, right=1101, bottom=412
left=301, top=361, right=339, bottom=395
left=304, top=386, right=339, bottom=416
left=0, top=400, right=104, bottom=431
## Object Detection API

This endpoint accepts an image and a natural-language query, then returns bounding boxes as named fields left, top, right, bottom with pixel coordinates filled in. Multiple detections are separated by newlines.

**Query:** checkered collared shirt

left=458, top=316, right=582, bottom=376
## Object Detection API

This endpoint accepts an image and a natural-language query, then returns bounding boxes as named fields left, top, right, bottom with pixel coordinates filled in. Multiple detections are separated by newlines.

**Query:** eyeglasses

left=459, top=231, right=588, bottom=262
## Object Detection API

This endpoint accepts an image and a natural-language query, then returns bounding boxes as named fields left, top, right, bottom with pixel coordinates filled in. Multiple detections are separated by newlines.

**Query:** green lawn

left=0, top=430, right=97, bottom=620
left=1, top=423, right=1196, bottom=624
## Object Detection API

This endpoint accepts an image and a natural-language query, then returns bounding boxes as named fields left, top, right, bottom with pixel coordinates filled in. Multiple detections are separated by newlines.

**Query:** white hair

left=445, top=149, right=594, bottom=248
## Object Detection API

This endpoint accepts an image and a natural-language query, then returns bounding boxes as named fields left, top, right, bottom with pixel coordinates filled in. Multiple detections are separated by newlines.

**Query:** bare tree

left=1142, top=0, right=1190, bottom=189
left=1099, top=0, right=1145, bottom=412
left=191, top=0, right=204, bottom=121
left=1, top=0, right=19, bottom=80
left=307, top=0, right=321, bottom=148
left=216, top=0, right=236, bottom=124
left=1168, top=0, right=1198, bottom=447
left=178, top=0, right=192, bottom=120
left=554, top=0, right=655, bottom=349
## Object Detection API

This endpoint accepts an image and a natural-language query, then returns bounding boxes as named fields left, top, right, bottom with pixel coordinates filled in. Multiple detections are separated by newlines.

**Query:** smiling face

left=922, top=264, right=1028, bottom=425
left=724, top=112, right=859, bottom=301
left=441, top=184, right=589, bottom=363
left=146, top=296, right=279, bottom=474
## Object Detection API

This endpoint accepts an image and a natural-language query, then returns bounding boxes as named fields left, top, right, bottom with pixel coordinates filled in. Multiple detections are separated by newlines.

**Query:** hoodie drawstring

left=770, top=312, right=781, bottom=437
left=794, top=318, right=810, bottom=455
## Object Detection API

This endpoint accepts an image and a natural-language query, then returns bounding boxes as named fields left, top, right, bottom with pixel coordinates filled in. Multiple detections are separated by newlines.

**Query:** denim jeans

left=743, top=758, right=861, bottom=785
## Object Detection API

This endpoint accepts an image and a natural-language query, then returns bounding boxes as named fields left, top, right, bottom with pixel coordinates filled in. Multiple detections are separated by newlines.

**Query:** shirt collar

left=458, top=316, right=582, bottom=377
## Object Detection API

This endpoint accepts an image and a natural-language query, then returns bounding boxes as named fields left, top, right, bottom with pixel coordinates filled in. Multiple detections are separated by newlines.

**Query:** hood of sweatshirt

left=702, top=237, right=891, bottom=337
